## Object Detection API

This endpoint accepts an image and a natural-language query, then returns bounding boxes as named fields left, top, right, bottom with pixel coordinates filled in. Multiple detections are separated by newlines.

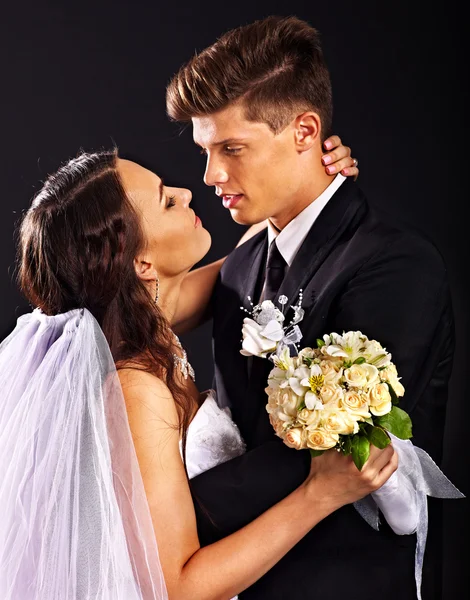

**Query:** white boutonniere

left=240, top=293, right=304, bottom=359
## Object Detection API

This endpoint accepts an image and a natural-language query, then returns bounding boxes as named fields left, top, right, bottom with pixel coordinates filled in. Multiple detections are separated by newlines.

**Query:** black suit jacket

left=190, top=179, right=454, bottom=599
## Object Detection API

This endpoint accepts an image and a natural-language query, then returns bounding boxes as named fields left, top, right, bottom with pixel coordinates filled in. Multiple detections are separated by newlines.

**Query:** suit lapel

left=276, top=179, right=367, bottom=310
left=233, top=230, right=269, bottom=396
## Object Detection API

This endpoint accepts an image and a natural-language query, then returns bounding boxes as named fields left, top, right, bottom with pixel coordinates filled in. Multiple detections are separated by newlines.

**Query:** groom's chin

left=229, top=208, right=257, bottom=226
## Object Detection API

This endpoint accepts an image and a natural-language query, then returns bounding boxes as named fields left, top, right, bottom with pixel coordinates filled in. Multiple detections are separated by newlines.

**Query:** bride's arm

left=119, top=368, right=396, bottom=600
left=172, top=136, right=358, bottom=334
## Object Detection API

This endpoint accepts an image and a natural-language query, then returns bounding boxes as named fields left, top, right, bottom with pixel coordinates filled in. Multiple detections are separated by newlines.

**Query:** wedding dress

left=181, top=392, right=246, bottom=480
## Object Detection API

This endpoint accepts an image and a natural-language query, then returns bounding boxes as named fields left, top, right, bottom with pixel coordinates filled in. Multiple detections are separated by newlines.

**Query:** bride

left=0, top=140, right=398, bottom=600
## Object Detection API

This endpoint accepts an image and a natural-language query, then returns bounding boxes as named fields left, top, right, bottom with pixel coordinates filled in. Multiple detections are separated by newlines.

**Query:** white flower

left=364, top=339, right=392, bottom=368
left=287, top=363, right=326, bottom=410
left=240, top=317, right=278, bottom=357
left=252, top=300, right=285, bottom=326
left=321, top=331, right=368, bottom=362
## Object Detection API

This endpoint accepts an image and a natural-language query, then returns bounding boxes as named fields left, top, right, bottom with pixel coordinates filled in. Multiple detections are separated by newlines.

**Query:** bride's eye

left=167, top=195, right=176, bottom=208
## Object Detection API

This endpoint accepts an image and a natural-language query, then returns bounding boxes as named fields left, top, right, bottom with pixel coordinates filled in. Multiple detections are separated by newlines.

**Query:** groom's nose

left=203, top=155, right=229, bottom=187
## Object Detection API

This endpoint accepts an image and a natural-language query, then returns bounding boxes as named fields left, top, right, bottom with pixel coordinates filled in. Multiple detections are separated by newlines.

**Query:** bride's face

left=117, top=159, right=211, bottom=279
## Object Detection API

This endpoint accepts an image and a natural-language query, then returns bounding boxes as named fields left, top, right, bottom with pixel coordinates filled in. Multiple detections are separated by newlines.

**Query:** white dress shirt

left=267, top=173, right=346, bottom=267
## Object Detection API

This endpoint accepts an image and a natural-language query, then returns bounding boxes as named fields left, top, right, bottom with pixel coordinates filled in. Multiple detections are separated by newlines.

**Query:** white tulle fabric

left=354, top=434, right=464, bottom=600
left=0, top=309, right=168, bottom=600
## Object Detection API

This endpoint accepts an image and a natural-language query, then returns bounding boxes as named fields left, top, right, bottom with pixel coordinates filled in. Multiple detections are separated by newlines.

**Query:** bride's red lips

left=194, top=214, right=202, bottom=227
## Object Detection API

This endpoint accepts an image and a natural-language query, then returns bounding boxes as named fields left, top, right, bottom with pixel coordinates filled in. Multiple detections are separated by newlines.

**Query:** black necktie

left=263, top=239, right=287, bottom=302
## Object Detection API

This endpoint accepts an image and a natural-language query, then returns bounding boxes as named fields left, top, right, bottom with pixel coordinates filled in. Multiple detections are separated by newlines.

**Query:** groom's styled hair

left=166, top=15, right=333, bottom=139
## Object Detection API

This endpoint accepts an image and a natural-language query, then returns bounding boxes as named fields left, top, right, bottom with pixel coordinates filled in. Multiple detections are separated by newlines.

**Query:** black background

left=0, top=1, right=468, bottom=597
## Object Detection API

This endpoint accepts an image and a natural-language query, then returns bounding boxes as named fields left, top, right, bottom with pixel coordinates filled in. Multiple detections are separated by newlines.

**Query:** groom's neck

left=270, top=167, right=333, bottom=231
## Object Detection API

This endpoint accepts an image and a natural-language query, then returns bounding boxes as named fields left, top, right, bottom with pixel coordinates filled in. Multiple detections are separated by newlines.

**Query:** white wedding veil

left=0, top=308, right=168, bottom=600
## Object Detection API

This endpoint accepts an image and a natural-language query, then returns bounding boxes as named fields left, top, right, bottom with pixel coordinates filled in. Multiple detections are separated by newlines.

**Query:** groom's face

left=192, top=102, right=303, bottom=226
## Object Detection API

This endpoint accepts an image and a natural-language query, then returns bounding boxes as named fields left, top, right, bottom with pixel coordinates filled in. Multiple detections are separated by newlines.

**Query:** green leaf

left=367, top=426, right=391, bottom=449
left=303, top=357, right=313, bottom=367
left=358, top=422, right=369, bottom=434
left=387, top=383, right=399, bottom=405
left=309, top=449, right=325, bottom=458
left=376, top=406, right=412, bottom=440
left=351, top=435, right=370, bottom=471
left=316, top=338, right=325, bottom=348
left=364, top=417, right=374, bottom=426
left=353, top=357, right=366, bottom=365
left=297, top=401, right=306, bottom=412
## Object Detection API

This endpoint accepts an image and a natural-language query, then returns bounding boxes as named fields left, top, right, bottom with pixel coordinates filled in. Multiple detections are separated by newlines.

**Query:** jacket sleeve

left=331, top=233, right=454, bottom=461
left=190, top=438, right=310, bottom=546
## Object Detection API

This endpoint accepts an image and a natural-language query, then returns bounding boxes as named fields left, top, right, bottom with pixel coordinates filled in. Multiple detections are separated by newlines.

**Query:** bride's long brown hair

left=17, top=149, right=191, bottom=444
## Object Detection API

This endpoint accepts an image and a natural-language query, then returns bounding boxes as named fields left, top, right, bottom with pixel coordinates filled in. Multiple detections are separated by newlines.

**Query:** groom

left=166, top=16, right=454, bottom=600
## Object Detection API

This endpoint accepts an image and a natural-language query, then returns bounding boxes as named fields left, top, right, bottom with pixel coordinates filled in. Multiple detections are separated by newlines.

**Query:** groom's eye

left=224, top=146, right=242, bottom=155
left=166, top=195, right=176, bottom=208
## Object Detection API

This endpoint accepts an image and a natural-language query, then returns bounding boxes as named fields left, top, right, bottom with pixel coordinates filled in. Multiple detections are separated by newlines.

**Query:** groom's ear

left=133, top=255, right=157, bottom=282
left=293, top=111, right=321, bottom=153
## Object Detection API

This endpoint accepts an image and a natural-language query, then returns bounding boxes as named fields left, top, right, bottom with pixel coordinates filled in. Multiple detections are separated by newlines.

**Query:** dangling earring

left=154, top=276, right=160, bottom=304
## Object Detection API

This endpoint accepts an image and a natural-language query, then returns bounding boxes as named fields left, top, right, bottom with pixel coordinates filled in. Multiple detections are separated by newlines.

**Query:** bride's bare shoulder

left=117, top=367, right=179, bottom=429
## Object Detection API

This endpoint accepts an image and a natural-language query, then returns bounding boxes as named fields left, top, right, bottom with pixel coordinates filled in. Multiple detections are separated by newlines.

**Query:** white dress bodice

left=181, top=391, right=246, bottom=480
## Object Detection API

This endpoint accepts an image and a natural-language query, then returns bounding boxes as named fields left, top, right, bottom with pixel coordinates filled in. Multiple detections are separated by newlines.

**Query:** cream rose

left=319, top=359, right=343, bottom=384
left=298, top=347, right=316, bottom=362
left=360, top=363, right=380, bottom=390
left=319, top=384, right=344, bottom=405
left=321, top=407, right=359, bottom=435
left=269, top=413, right=289, bottom=437
left=306, top=429, right=339, bottom=451
left=341, top=390, right=371, bottom=419
left=278, top=388, right=301, bottom=417
left=379, top=365, right=405, bottom=397
left=369, top=383, right=392, bottom=416
left=284, top=427, right=307, bottom=450
left=297, top=407, right=322, bottom=428
left=343, top=364, right=369, bottom=388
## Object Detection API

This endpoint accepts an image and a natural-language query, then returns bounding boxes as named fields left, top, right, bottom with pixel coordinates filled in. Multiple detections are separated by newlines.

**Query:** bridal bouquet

left=265, top=332, right=412, bottom=470
left=240, top=296, right=412, bottom=470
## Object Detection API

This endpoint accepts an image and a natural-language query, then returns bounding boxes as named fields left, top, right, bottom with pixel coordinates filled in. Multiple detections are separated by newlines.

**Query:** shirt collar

left=267, top=174, right=346, bottom=266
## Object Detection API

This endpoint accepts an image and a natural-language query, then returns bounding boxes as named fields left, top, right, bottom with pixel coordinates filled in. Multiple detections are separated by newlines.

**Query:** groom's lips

left=222, top=194, right=243, bottom=209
